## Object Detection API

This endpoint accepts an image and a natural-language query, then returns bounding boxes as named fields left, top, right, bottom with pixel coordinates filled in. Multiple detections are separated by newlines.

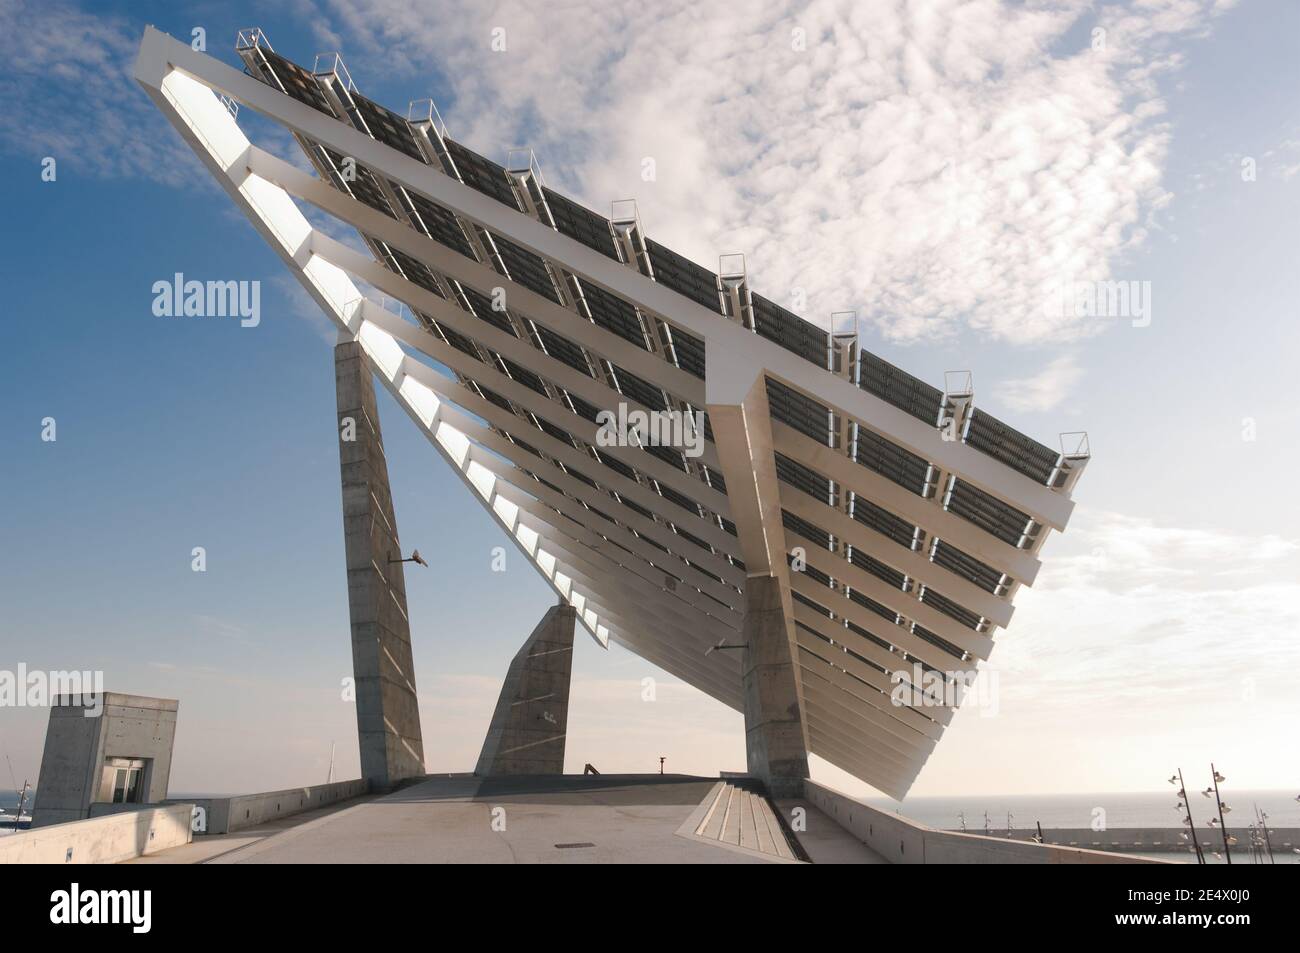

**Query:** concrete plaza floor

left=131, top=774, right=885, bottom=864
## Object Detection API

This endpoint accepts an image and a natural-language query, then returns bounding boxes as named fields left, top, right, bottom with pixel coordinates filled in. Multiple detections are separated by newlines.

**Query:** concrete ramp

left=475, top=604, right=576, bottom=776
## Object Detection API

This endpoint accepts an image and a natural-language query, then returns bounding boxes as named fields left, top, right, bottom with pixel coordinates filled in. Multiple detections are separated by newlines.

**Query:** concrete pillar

left=475, top=603, right=576, bottom=776
left=335, top=340, right=425, bottom=790
left=741, top=576, right=810, bottom=798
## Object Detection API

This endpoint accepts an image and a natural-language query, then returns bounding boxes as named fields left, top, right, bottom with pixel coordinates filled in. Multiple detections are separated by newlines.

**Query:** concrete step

left=689, top=780, right=800, bottom=862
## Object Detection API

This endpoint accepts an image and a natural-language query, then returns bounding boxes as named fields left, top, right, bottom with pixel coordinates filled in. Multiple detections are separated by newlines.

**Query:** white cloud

left=313, top=0, right=1236, bottom=345
left=998, top=355, right=1084, bottom=412
left=991, top=508, right=1300, bottom=706
left=0, top=0, right=200, bottom=185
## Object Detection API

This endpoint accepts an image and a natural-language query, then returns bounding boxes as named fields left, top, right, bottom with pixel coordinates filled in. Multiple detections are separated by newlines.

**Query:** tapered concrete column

left=475, top=603, right=576, bottom=776
left=741, top=576, right=810, bottom=797
left=336, top=340, right=425, bottom=790
left=706, top=354, right=810, bottom=797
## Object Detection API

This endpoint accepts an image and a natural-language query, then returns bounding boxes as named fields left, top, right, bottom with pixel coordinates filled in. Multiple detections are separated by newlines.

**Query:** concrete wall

left=0, top=803, right=193, bottom=864
left=168, top=778, right=369, bottom=835
left=741, top=575, right=810, bottom=799
left=33, top=694, right=179, bottom=828
left=805, top=781, right=1166, bottom=864
left=336, top=341, right=426, bottom=789
left=475, top=604, right=575, bottom=776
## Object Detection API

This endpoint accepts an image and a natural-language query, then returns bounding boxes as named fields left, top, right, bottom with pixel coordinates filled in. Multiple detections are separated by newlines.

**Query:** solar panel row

left=491, top=233, right=564, bottom=305
left=645, top=239, right=722, bottom=313
left=964, top=409, right=1060, bottom=485
left=858, top=351, right=945, bottom=426
left=854, top=427, right=930, bottom=495
left=920, top=587, right=984, bottom=631
left=542, top=188, right=620, bottom=259
left=766, top=377, right=830, bottom=444
left=931, top=540, right=1007, bottom=594
left=775, top=453, right=832, bottom=502
left=752, top=294, right=829, bottom=368
left=947, top=479, right=1032, bottom=547
left=443, top=138, right=519, bottom=208
left=782, top=508, right=831, bottom=549
left=850, top=497, right=918, bottom=550
left=847, top=545, right=907, bottom=590
left=349, top=90, right=426, bottom=162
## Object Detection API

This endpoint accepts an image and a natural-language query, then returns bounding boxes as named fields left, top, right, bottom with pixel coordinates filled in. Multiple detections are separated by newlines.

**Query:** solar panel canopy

left=135, top=27, right=1089, bottom=799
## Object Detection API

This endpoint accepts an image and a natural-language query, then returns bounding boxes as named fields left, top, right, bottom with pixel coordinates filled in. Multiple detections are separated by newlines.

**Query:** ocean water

left=865, top=790, right=1300, bottom=831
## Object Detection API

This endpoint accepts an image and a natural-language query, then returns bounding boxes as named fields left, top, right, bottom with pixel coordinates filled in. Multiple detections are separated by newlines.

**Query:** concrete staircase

left=691, top=779, right=798, bottom=861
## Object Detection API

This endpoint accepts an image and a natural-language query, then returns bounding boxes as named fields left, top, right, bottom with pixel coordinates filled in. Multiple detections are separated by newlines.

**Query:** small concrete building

left=32, top=693, right=178, bottom=828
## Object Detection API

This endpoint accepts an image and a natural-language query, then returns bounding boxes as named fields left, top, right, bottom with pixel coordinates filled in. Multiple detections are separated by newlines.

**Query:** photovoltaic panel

left=619, top=496, right=655, bottom=521
left=248, top=48, right=337, bottom=115
left=533, top=416, right=575, bottom=446
left=432, top=320, right=482, bottom=362
left=564, top=392, right=603, bottom=423
left=782, top=509, right=831, bottom=549
left=542, top=188, right=619, bottom=259
left=563, top=466, right=599, bottom=490
left=847, top=588, right=900, bottom=626
left=802, top=563, right=834, bottom=591
left=854, top=427, right=929, bottom=495
left=645, top=443, right=687, bottom=472
left=535, top=326, right=592, bottom=377
left=320, top=147, right=396, bottom=217
left=775, top=453, right=831, bottom=502
left=947, top=479, right=1030, bottom=546
left=667, top=327, right=706, bottom=379
left=657, top=483, right=702, bottom=517
left=844, top=615, right=896, bottom=656
left=594, top=450, right=637, bottom=482
left=580, top=282, right=647, bottom=348
left=492, top=233, right=564, bottom=305
left=609, top=364, right=667, bottom=412
left=672, top=525, right=713, bottom=553
left=474, top=384, right=514, bottom=414
left=964, top=409, right=1060, bottom=485
left=638, top=533, right=669, bottom=554
left=751, top=294, right=828, bottom=368
left=509, top=436, right=541, bottom=458
left=848, top=546, right=906, bottom=590
left=921, top=588, right=983, bottom=631
left=792, top=591, right=832, bottom=618
left=406, top=191, right=476, bottom=259
left=349, top=91, right=427, bottom=162
left=931, top=540, right=1006, bottom=594
left=496, top=356, right=549, bottom=397
left=688, top=562, right=724, bottom=586
left=388, top=247, right=444, bottom=296
left=460, top=286, right=517, bottom=337
left=645, top=239, right=722, bottom=313
left=851, top=497, right=917, bottom=550
left=766, top=377, right=830, bottom=444
left=911, top=624, right=965, bottom=661
left=858, top=350, right=944, bottom=426
left=442, top=139, right=520, bottom=208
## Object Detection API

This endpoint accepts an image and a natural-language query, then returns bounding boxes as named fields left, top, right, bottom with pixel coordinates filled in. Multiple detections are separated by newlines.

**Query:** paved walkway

left=137, top=774, right=888, bottom=864
left=146, top=775, right=779, bottom=864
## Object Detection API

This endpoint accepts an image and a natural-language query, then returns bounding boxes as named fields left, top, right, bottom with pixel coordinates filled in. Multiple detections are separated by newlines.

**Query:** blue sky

left=2, top=0, right=1298, bottom=801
